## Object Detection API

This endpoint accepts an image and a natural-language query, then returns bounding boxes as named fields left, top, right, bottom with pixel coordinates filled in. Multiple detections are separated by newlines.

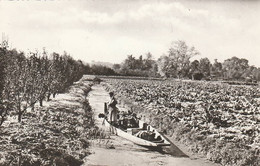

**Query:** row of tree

left=113, top=40, right=260, bottom=81
left=0, top=47, right=98, bottom=125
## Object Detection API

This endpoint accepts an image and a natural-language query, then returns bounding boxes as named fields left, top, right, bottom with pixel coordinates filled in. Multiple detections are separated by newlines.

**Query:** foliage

left=199, top=57, right=211, bottom=78
left=211, top=59, right=223, bottom=79
left=90, top=64, right=117, bottom=76
left=0, top=48, right=90, bottom=124
left=158, top=41, right=199, bottom=78
left=0, top=80, right=103, bottom=165
left=118, top=52, right=158, bottom=77
left=189, top=60, right=200, bottom=80
left=103, top=78, right=260, bottom=166
left=114, top=40, right=260, bottom=82
left=222, top=57, right=250, bottom=80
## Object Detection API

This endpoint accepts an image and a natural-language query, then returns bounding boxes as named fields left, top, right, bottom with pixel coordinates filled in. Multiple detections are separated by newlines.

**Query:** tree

left=158, top=40, right=199, bottom=78
left=3, top=51, right=28, bottom=122
left=143, top=52, right=154, bottom=70
left=0, top=48, right=10, bottom=125
left=189, top=60, right=201, bottom=80
left=137, top=55, right=144, bottom=70
left=222, top=57, right=249, bottom=80
left=35, top=54, right=52, bottom=106
left=91, top=64, right=117, bottom=75
left=113, top=64, right=121, bottom=70
left=199, top=58, right=212, bottom=78
left=0, top=48, right=6, bottom=99
left=157, top=55, right=171, bottom=77
left=118, top=53, right=158, bottom=77
left=211, top=59, right=223, bottom=79
left=251, top=67, right=260, bottom=81
left=122, top=55, right=136, bottom=70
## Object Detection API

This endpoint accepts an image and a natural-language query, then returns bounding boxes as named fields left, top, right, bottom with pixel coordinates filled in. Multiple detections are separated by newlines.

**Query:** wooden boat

left=103, top=103, right=171, bottom=147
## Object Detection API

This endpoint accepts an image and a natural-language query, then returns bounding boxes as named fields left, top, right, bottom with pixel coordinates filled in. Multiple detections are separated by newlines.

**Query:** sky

left=0, top=0, right=260, bottom=67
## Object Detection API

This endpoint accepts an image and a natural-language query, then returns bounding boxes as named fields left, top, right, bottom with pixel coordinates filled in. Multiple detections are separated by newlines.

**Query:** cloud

left=1, top=1, right=234, bottom=35
left=0, top=1, right=259, bottom=66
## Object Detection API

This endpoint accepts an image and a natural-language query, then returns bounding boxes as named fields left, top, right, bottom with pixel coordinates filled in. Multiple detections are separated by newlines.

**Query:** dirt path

left=85, top=84, right=219, bottom=166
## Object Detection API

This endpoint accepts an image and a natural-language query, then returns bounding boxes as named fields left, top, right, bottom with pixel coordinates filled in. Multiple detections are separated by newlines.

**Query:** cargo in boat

left=103, top=103, right=171, bottom=147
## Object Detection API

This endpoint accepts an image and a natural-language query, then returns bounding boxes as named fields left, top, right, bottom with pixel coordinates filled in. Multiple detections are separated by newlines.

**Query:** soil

left=85, top=84, right=220, bottom=166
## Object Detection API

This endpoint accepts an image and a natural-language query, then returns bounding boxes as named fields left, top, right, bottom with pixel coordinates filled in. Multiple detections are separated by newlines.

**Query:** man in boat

left=107, top=92, right=118, bottom=124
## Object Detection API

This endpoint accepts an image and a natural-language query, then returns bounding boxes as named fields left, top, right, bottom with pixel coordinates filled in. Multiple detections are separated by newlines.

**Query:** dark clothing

left=108, top=96, right=118, bottom=122
left=108, top=96, right=117, bottom=108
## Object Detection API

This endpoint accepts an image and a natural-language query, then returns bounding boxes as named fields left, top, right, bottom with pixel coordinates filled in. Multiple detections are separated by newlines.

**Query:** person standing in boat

left=108, top=92, right=118, bottom=124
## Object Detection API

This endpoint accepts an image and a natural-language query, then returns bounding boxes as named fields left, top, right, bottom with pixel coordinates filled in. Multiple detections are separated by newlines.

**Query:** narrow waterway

left=85, top=84, right=219, bottom=166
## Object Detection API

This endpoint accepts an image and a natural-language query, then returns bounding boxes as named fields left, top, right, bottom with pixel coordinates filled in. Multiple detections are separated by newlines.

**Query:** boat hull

left=104, top=119, right=171, bottom=147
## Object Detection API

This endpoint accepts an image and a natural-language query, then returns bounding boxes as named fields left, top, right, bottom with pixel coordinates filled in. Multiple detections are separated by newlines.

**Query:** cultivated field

left=103, top=78, right=260, bottom=166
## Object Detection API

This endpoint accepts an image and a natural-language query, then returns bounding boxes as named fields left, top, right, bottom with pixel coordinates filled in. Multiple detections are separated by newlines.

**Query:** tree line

left=112, top=40, right=260, bottom=82
left=0, top=46, right=116, bottom=126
